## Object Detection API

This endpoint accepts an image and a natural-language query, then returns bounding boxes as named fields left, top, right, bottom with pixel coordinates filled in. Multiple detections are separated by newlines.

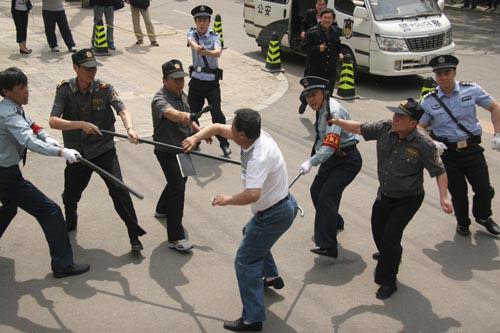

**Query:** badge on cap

left=438, top=56, right=445, bottom=64
left=86, top=51, right=92, bottom=58
left=400, top=100, right=408, bottom=108
left=200, top=5, right=205, bottom=11
left=174, top=63, right=180, bottom=69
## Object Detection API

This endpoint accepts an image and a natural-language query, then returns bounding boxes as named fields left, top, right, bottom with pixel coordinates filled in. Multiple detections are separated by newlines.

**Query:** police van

left=244, top=0, right=455, bottom=76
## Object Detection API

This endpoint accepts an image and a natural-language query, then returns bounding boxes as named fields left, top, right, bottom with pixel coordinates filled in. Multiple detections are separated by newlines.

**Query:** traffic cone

left=335, top=54, right=359, bottom=100
left=93, top=19, right=109, bottom=56
left=419, top=77, right=437, bottom=101
left=262, top=32, right=284, bottom=73
left=213, top=14, right=225, bottom=49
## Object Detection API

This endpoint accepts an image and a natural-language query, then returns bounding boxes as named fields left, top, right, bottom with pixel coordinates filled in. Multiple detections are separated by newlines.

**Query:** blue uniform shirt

left=420, top=81, right=493, bottom=142
left=0, top=98, right=60, bottom=167
left=310, top=98, right=359, bottom=166
left=186, top=27, right=221, bottom=81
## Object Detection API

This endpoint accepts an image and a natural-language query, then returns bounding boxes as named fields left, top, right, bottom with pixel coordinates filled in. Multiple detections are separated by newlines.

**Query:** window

left=335, top=0, right=355, bottom=15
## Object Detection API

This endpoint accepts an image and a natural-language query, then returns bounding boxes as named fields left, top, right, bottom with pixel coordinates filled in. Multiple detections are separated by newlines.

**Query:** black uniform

left=50, top=78, right=146, bottom=240
left=301, top=8, right=319, bottom=36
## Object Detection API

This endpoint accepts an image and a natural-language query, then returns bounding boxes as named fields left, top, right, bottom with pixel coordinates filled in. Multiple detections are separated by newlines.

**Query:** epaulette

left=422, top=90, right=437, bottom=99
left=56, top=80, right=70, bottom=89
left=459, top=81, right=476, bottom=87
left=209, top=30, right=217, bottom=35
left=98, top=82, right=109, bottom=89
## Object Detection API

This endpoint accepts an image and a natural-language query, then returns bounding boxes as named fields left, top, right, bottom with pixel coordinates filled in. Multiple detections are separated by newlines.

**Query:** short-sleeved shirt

left=310, top=97, right=359, bottom=166
left=240, top=130, right=288, bottom=214
left=361, top=120, right=445, bottom=198
left=1, top=99, right=59, bottom=167
left=151, top=87, right=192, bottom=153
left=50, top=78, right=125, bottom=160
left=420, top=81, right=493, bottom=142
left=186, top=28, right=221, bottom=81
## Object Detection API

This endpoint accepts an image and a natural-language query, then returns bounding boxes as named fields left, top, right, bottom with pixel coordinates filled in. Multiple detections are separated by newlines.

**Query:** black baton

left=77, top=157, right=144, bottom=200
left=101, top=130, right=241, bottom=166
left=288, top=170, right=304, bottom=189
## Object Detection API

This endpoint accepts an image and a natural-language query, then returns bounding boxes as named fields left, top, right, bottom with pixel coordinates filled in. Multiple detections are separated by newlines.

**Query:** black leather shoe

left=456, top=225, right=471, bottom=236
left=476, top=218, right=500, bottom=235
left=376, top=283, right=397, bottom=300
left=223, top=318, right=262, bottom=332
left=130, top=237, right=143, bottom=252
left=263, top=276, right=284, bottom=290
left=222, top=146, right=232, bottom=157
left=372, top=252, right=380, bottom=261
left=53, top=263, right=90, bottom=278
left=310, top=247, right=338, bottom=258
left=298, top=103, right=307, bottom=114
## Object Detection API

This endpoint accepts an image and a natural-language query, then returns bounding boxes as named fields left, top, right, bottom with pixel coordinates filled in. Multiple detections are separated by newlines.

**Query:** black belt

left=435, top=135, right=481, bottom=150
left=334, top=143, right=357, bottom=158
left=258, top=194, right=289, bottom=214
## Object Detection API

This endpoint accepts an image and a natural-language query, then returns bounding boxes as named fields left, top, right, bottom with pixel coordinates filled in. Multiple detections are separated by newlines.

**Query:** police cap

left=299, top=76, right=330, bottom=98
left=191, top=5, right=213, bottom=18
left=71, top=48, right=102, bottom=68
left=387, top=98, right=424, bottom=121
left=428, top=55, right=459, bottom=72
left=162, top=59, right=189, bottom=79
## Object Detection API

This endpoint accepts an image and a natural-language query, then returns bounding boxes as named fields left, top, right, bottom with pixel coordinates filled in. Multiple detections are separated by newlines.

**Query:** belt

left=258, top=194, right=289, bottom=214
left=436, top=135, right=481, bottom=151
left=334, top=143, right=357, bottom=158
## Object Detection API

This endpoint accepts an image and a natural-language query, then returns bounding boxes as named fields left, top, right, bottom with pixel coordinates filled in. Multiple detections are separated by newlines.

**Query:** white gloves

left=433, top=140, right=448, bottom=155
left=62, top=148, right=81, bottom=164
left=492, top=133, right=500, bottom=151
left=300, top=160, right=312, bottom=175
left=45, top=137, right=61, bottom=147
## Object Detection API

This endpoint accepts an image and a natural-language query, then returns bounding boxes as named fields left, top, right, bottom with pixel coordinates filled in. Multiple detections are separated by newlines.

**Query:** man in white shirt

left=182, top=108, right=298, bottom=332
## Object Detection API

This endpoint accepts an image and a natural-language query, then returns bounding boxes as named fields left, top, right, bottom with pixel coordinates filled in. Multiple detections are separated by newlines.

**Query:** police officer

left=186, top=5, right=231, bottom=157
left=329, top=98, right=453, bottom=299
left=48, top=49, right=146, bottom=252
left=299, top=76, right=362, bottom=259
left=0, top=67, right=89, bottom=278
left=299, top=8, right=342, bottom=114
left=420, top=55, right=500, bottom=237
left=152, top=59, right=202, bottom=252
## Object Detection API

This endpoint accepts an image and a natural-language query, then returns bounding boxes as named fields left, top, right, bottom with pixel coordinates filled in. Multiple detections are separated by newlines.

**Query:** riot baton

left=100, top=130, right=241, bottom=166
left=288, top=170, right=305, bottom=217
left=190, top=105, right=213, bottom=121
left=77, top=157, right=145, bottom=200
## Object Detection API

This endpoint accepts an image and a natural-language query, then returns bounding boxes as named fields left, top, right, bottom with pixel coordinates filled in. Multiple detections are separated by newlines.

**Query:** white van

left=244, top=0, right=455, bottom=76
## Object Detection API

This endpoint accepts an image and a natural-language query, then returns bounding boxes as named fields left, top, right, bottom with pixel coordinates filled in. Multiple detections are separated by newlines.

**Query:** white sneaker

left=154, top=211, right=166, bottom=218
left=51, top=46, right=60, bottom=52
left=168, top=239, right=192, bottom=252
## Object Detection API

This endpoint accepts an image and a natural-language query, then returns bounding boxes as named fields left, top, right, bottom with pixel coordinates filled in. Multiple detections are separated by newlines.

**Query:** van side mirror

left=353, top=7, right=369, bottom=20
left=437, top=0, right=445, bottom=10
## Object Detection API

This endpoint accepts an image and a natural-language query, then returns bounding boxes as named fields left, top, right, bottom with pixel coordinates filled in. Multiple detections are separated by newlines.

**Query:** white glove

left=492, top=133, right=500, bottom=151
left=62, top=148, right=81, bottom=164
left=300, top=160, right=312, bottom=175
left=433, top=140, right=448, bottom=156
left=45, top=137, right=61, bottom=147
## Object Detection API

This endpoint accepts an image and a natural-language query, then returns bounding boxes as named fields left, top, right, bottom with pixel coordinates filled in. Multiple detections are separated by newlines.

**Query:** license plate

left=421, top=55, right=433, bottom=65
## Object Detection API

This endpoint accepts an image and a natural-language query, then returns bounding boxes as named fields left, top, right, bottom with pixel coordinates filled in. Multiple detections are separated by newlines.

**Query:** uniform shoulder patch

left=56, top=80, right=69, bottom=89
left=98, top=81, right=109, bottom=89
left=423, top=90, right=437, bottom=99
left=459, top=81, right=476, bottom=87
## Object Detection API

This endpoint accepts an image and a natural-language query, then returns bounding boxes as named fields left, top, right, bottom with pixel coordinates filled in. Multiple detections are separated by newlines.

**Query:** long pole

left=101, top=130, right=241, bottom=166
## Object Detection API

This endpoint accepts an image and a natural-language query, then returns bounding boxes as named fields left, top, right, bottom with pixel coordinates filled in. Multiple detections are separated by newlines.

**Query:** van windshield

left=368, top=0, right=441, bottom=21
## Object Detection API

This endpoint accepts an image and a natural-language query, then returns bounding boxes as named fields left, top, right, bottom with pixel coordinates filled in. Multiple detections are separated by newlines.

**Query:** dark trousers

left=12, top=10, right=29, bottom=43
left=372, top=193, right=424, bottom=284
left=155, top=151, right=187, bottom=241
left=62, top=148, right=145, bottom=239
left=42, top=10, right=75, bottom=49
left=464, top=0, right=478, bottom=7
left=188, top=78, right=229, bottom=149
left=0, top=165, right=73, bottom=271
left=310, top=146, right=362, bottom=249
left=441, top=146, right=494, bottom=227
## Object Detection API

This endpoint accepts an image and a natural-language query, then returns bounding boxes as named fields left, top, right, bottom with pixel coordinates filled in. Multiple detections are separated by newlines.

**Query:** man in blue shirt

left=299, top=76, right=362, bottom=259
left=0, top=67, right=89, bottom=278
left=186, top=5, right=231, bottom=157
left=420, top=55, right=500, bottom=236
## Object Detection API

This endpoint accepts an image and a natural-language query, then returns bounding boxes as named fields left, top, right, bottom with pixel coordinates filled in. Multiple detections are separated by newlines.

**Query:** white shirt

left=240, top=130, right=288, bottom=214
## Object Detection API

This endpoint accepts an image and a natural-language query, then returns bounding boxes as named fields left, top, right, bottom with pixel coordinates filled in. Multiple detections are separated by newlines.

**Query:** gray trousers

left=91, top=5, right=114, bottom=46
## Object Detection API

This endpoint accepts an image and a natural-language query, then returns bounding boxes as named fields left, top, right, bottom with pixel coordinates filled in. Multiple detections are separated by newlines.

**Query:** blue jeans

left=91, top=5, right=114, bottom=47
left=235, top=195, right=298, bottom=323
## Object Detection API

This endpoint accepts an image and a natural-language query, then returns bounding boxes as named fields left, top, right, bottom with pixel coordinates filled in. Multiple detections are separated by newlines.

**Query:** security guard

left=48, top=49, right=146, bottom=252
left=329, top=98, right=453, bottom=299
left=299, top=8, right=342, bottom=114
left=299, top=76, right=362, bottom=259
left=186, top=5, right=231, bottom=156
left=420, top=55, right=500, bottom=237
left=0, top=66, right=89, bottom=278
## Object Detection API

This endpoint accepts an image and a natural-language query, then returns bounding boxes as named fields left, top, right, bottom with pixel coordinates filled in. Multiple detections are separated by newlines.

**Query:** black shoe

left=223, top=318, right=262, bottom=332
left=310, top=247, right=338, bottom=258
left=53, top=263, right=90, bottom=278
left=130, top=237, right=143, bottom=252
left=222, top=146, right=232, bottom=157
left=456, top=225, right=471, bottom=236
left=372, top=252, right=380, bottom=261
left=298, top=103, right=307, bottom=115
left=376, top=283, right=397, bottom=300
left=476, top=217, right=500, bottom=235
left=263, top=276, right=284, bottom=290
